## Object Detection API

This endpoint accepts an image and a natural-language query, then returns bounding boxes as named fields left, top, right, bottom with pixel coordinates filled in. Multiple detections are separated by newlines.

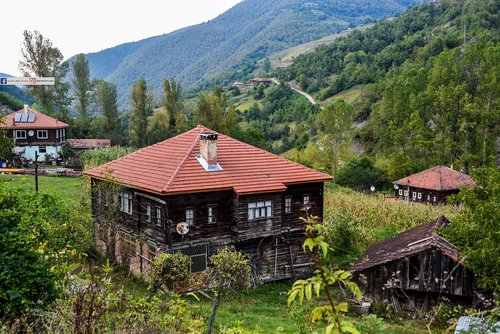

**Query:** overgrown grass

left=0, top=174, right=87, bottom=204
left=321, top=84, right=372, bottom=107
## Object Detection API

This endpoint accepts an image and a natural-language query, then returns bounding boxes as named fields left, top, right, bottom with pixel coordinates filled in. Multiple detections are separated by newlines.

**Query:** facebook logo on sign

left=0, top=78, right=7, bottom=85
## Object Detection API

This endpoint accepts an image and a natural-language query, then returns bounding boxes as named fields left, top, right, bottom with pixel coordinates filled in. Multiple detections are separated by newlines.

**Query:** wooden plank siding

left=9, top=128, right=65, bottom=146
left=394, top=186, right=458, bottom=205
left=91, top=179, right=324, bottom=281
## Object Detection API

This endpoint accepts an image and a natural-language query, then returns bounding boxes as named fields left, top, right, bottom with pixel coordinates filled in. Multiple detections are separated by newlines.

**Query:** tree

left=19, top=30, right=71, bottom=121
left=262, top=57, right=271, bottom=73
left=336, top=156, right=389, bottom=191
left=206, top=247, right=251, bottom=334
left=0, top=115, right=13, bottom=161
left=194, top=86, right=230, bottom=133
left=147, top=109, right=171, bottom=144
left=94, top=80, right=124, bottom=144
left=72, top=54, right=94, bottom=138
left=315, top=100, right=355, bottom=180
left=130, top=78, right=154, bottom=148
left=441, top=167, right=500, bottom=291
left=148, top=253, right=190, bottom=292
left=163, top=78, right=183, bottom=136
left=288, top=216, right=361, bottom=334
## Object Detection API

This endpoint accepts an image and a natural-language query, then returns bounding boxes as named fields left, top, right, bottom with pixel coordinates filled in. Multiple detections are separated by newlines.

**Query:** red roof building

left=86, top=125, right=332, bottom=281
left=0, top=105, right=68, bottom=160
left=67, top=139, right=111, bottom=155
left=393, top=165, right=475, bottom=204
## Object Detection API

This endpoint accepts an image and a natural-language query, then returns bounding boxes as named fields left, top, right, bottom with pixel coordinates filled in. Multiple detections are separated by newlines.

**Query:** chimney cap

left=200, top=132, right=218, bottom=140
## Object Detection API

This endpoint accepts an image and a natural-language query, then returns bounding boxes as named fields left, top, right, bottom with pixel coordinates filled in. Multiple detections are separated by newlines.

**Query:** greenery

left=336, top=156, right=389, bottom=191
left=72, top=53, right=94, bottom=138
left=148, top=252, right=191, bottom=292
left=440, top=167, right=500, bottom=291
left=130, top=78, right=154, bottom=147
left=79, top=145, right=136, bottom=170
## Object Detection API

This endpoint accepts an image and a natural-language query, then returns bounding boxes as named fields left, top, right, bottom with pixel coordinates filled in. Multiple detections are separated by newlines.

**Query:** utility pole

left=35, top=151, right=39, bottom=192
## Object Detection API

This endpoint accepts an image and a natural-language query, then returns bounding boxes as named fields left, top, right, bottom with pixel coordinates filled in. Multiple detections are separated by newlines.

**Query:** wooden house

left=249, top=78, right=275, bottom=86
left=349, top=216, right=476, bottom=313
left=66, top=138, right=111, bottom=155
left=84, top=125, right=332, bottom=281
left=393, top=165, right=475, bottom=204
left=0, top=105, right=68, bottom=160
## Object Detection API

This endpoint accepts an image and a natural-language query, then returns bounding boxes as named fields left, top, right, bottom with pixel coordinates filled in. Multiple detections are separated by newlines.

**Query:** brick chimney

left=197, top=132, right=222, bottom=171
left=24, top=104, right=29, bottom=113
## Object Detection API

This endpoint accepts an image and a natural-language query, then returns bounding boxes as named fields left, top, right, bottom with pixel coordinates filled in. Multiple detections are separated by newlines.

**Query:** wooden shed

left=349, top=216, right=476, bottom=313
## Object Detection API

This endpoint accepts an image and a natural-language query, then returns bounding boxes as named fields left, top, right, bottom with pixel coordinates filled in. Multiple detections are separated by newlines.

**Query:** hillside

left=72, top=0, right=425, bottom=107
left=273, top=0, right=499, bottom=180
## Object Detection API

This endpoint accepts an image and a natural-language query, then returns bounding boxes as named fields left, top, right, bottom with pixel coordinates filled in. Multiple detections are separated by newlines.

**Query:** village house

left=393, top=165, right=475, bottom=204
left=349, top=216, right=476, bottom=314
left=249, top=77, right=275, bottom=86
left=0, top=105, right=68, bottom=161
left=66, top=138, right=111, bottom=156
left=85, top=125, right=332, bottom=281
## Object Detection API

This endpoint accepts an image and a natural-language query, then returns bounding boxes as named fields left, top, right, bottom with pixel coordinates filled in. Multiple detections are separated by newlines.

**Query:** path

left=270, top=78, right=323, bottom=109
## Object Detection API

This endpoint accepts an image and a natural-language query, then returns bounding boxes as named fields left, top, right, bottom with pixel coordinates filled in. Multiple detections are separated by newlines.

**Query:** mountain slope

left=74, top=0, right=425, bottom=107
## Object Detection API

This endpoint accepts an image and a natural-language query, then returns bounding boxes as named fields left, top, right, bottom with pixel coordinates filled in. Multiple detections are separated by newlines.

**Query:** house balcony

left=231, top=218, right=281, bottom=242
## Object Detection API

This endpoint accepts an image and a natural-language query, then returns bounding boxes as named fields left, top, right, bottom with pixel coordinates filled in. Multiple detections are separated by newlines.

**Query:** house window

left=284, top=196, right=292, bottom=214
left=56, top=129, right=59, bottom=139
left=15, top=130, right=26, bottom=139
left=248, top=201, right=272, bottom=221
left=37, top=130, right=48, bottom=139
left=398, top=189, right=403, bottom=196
left=427, top=195, right=431, bottom=201
left=156, top=207, right=162, bottom=226
left=417, top=193, right=422, bottom=200
left=38, top=146, right=47, bottom=153
left=146, top=204, right=151, bottom=222
left=404, top=190, right=409, bottom=197
left=186, top=208, right=194, bottom=226
left=303, top=195, right=310, bottom=206
left=412, top=191, right=417, bottom=199
left=207, top=205, right=216, bottom=224
left=433, top=196, right=437, bottom=203
left=179, top=245, right=208, bottom=273
left=120, top=192, right=132, bottom=214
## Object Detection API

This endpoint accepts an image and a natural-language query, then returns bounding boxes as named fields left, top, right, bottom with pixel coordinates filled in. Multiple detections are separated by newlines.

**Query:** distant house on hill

left=232, top=81, right=247, bottom=89
left=393, top=165, right=475, bottom=204
left=84, top=125, right=332, bottom=281
left=249, top=77, right=275, bottom=86
left=67, top=139, right=111, bottom=155
left=0, top=105, right=68, bottom=160
left=349, top=216, right=476, bottom=314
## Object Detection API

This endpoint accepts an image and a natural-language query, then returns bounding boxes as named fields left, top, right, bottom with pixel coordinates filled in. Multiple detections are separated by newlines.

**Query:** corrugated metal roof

left=394, top=165, right=475, bottom=191
left=84, top=125, right=332, bottom=195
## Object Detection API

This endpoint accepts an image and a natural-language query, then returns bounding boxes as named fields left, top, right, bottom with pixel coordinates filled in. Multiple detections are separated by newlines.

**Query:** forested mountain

left=0, top=73, right=35, bottom=109
left=72, top=0, right=425, bottom=107
left=274, top=0, right=499, bottom=180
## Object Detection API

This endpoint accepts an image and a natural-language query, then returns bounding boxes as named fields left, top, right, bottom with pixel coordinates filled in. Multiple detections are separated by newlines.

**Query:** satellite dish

left=28, top=130, right=34, bottom=137
left=393, top=184, right=399, bottom=190
left=370, top=186, right=375, bottom=192
left=176, top=222, right=189, bottom=235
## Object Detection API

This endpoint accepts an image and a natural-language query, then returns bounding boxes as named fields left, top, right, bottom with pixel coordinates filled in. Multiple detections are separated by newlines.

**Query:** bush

left=148, top=252, right=190, bottom=292
left=336, top=156, right=389, bottom=191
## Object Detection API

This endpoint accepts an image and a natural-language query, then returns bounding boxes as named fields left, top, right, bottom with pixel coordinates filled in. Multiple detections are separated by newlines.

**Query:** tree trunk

left=207, top=285, right=223, bottom=334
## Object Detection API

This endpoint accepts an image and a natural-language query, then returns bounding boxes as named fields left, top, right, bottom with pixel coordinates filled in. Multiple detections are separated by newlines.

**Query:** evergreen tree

left=94, top=80, right=124, bottom=145
left=162, top=78, right=183, bottom=136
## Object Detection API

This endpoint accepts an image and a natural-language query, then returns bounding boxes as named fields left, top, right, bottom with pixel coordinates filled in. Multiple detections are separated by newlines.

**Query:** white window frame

left=303, top=195, right=310, bottom=206
left=248, top=201, right=273, bottom=221
left=120, top=191, right=132, bottom=214
left=146, top=204, right=151, bottom=222
left=207, top=205, right=216, bottom=224
left=15, top=130, right=26, bottom=139
left=38, top=146, right=47, bottom=153
left=284, top=196, right=292, bottom=214
left=186, top=208, right=194, bottom=226
left=37, top=130, right=48, bottom=139
left=417, top=193, right=422, bottom=200
left=398, top=189, right=403, bottom=196
left=412, top=191, right=417, bottom=199
left=156, top=206, right=162, bottom=226
left=427, top=195, right=431, bottom=201
left=404, top=190, right=409, bottom=197
left=56, top=129, right=59, bottom=139
left=433, top=196, right=437, bottom=202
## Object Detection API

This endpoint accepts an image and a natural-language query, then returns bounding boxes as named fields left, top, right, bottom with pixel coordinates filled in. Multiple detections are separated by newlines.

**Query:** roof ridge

left=162, top=129, right=201, bottom=193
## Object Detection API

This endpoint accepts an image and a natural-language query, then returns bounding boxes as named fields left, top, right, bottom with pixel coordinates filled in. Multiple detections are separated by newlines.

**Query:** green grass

left=0, top=174, right=87, bottom=204
left=321, top=84, right=372, bottom=107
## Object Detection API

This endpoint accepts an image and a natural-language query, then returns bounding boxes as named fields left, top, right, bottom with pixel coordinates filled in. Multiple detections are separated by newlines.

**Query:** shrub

left=148, top=252, right=190, bottom=292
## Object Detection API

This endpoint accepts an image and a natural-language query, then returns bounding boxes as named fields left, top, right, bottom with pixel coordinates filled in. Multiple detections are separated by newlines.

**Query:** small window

left=248, top=201, right=273, bottom=220
left=37, top=130, right=48, bottom=139
left=56, top=129, right=59, bottom=138
left=398, top=189, right=403, bottom=196
left=208, top=205, right=216, bottom=224
left=156, top=207, right=161, bottom=226
left=427, top=195, right=431, bottom=201
left=38, top=146, right=47, bottom=153
left=404, top=190, right=409, bottom=197
left=120, top=192, right=132, bottom=214
left=433, top=196, right=437, bottom=202
left=15, top=130, right=26, bottom=139
left=417, top=193, right=422, bottom=200
left=284, top=196, right=292, bottom=214
left=412, top=191, right=417, bottom=199
left=303, top=195, right=310, bottom=206
left=146, top=204, right=151, bottom=222
left=186, top=208, right=194, bottom=226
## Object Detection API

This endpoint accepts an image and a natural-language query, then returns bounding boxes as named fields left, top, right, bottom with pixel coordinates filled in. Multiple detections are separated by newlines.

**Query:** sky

left=0, top=0, right=242, bottom=76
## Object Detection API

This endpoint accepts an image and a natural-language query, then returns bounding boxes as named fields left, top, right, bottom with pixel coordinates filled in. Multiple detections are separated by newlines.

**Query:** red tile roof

left=394, top=165, right=475, bottom=191
left=67, top=139, right=111, bottom=149
left=85, top=125, right=332, bottom=195
left=349, top=216, right=461, bottom=272
left=0, top=107, right=68, bottom=130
